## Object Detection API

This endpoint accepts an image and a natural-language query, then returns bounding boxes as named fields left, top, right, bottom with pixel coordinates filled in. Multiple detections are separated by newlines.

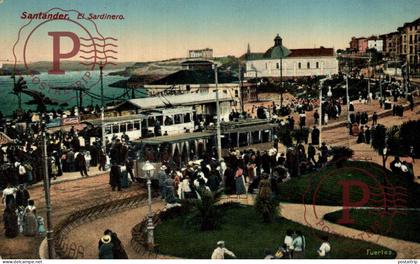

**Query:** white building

left=188, top=48, right=213, bottom=59
left=367, top=37, right=384, bottom=52
left=244, top=35, right=339, bottom=78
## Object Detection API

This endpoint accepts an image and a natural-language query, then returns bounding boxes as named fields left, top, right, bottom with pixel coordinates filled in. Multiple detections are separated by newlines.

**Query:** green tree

left=254, top=179, right=279, bottom=223
left=184, top=188, right=224, bottom=231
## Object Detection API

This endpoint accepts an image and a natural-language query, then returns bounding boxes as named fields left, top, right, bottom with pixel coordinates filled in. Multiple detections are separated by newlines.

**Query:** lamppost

left=142, top=161, right=155, bottom=248
left=345, top=75, right=350, bottom=123
left=41, top=118, right=55, bottom=259
left=213, top=63, right=223, bottom=162
left=382, top=146, right=388, bottom=169
left=367, top=52, right=372, bottom=104
left=318, top=80, right=323, bottom=147
left=379, top=74, right=383, bottom=98
left=327, top=86, right=333, bottom=98
left=99, top=64, right=106, bottom=162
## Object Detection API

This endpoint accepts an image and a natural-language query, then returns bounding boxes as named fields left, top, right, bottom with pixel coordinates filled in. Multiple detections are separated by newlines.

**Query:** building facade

left=380, top=32, right=401, bottom=59
left=188, top=48, right=213, bottom=59
left=398, top=18, right=419, bottom=74
left=244, top=35, right=338, bottom=78
left=367, top=36, right=383, bottom=52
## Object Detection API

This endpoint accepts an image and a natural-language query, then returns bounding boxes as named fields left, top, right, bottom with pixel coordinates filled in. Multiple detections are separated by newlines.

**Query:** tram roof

left=133, top=131, right=214, bottom=145
left=83, top=114, right=146, bottom=126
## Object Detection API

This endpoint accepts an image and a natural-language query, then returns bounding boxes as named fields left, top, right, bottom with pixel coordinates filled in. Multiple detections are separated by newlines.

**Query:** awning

left=133, top=132, right=213, bottom=145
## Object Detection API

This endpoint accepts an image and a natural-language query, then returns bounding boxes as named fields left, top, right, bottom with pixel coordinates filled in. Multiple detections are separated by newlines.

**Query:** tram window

left=184, top=113, right=191, bottom=123
left=120, top=123, right=127, bottom=132
left=105, top=125, right=111, bottom=134
left=165, top=116, right=173, bottom=125
left=174, top=114, right=181, bottom=124
left=127, top=122, right=134, bottom=131
left=112, top=124, right=119, bottom=133
left=148, top=117, right=155, bottom=127
left=156, top=116, right=163, bottom=125
left=134, top=121, right=140, bottom=130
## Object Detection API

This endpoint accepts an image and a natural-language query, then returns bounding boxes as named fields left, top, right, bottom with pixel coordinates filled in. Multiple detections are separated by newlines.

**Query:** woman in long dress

left=235, top=167, right=246, bottom=195
left=3, top=204, right=19, bottom=238
left=23, top=207, right=38, bottom=236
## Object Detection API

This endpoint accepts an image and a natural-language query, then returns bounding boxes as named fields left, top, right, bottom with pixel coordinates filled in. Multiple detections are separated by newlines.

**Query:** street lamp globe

left=327, top=86, right=333, bottom=97
left=382, top=147, right=388, bottom=156
left=142, top=160, right=155, bottom=178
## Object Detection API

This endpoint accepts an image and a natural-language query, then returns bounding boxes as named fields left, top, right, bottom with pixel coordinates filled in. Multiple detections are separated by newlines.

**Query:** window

left=265, top=63, right=268, bottom=69
left=148, top=117, right=155, bottom=127
left=164, top=116, right=173, bottom=126
left=105, top=125, right=111, bottom=135
left=235, top=90, right=239, bottom=97
left=184, top=113, right=191, bottom=123
left=120, top=123, right=127, bottom=133
left=156, top=115, right=163, bottom=125
left=127, top=122, right=134, bottom=131
left=174, top=114, right=181, bottom=124
left=112, top=124, right=119, bottom=133
left=307, top=62, right=310, bottom=69
left=276, top=63, right=279, bottom=69
left=298, top=62, right=301, bottom=69
left=316, top=62, right=319, bottom=69
left=134, top=121, right=140, bottom=130
left=186, top=85, right=190, bottom=91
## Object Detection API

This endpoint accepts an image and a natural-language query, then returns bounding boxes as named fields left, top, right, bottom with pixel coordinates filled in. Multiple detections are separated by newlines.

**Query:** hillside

left=1, top=61, right=135, bottom=75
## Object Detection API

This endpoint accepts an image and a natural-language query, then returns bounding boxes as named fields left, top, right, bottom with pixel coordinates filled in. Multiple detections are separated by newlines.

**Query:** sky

left=0, top=0, right=419, bottom=62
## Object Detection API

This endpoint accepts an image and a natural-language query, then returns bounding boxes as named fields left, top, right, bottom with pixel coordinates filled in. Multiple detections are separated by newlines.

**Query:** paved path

left=280, top=203, right=420, bottom=259
left=63, top=200, right=172, bottom=259
left=0, top=173, right=143, bottom=259
left=220, top=195, right=420, bottom=259
left=322, top=103, right=420, bottom=183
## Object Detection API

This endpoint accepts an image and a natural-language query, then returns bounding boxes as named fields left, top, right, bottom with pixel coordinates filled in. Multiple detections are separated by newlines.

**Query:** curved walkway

left=220, top=195, right=420, bottom=259
left=280, top=202, right=420, bottom=259
left=46, top=194, right=420, bottom=259
left=62, top=200, right=170, bottom=259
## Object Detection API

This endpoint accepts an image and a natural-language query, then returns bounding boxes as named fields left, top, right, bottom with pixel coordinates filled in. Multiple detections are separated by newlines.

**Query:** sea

left=0, top=70, right=144, bottom=117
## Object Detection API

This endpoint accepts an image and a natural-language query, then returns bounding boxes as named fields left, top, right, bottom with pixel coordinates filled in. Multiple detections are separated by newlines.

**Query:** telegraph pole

left=100, top=64, right=106, bottom=156
left=42, top=121, right=55, bottom=259
left=346, top=75, right=350, bottom=123
left=238, top=61, right=244, bottom=114
left=368, top=52, right=371, bottom=104
left=214, top=63, right=222, bottom=161
left=318, top=80, right=323, bottom=147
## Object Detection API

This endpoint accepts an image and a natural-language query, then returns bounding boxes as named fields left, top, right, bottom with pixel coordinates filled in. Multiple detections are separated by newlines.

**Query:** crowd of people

left=2, top=183, right=43, bottom=238
left=211, top=231, right=331, bottom=259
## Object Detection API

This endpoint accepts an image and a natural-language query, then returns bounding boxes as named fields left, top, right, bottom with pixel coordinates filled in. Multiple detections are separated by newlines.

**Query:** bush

left=330, top=146, right=354, bottom=167
left=254, top=179, right=279, bottom=223
left=184, top=188, right=224, bottom=231
left=399, top=120, right=420, bottom=158
left=371, top=124, right=386, bottom=155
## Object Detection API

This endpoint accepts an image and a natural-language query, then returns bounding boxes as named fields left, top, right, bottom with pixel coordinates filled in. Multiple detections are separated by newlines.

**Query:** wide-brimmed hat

left=161, top=165, right=167, bottom=170
left=217, top=241, right=225, bottom=247
left=101, top=235, right=112, bottom=244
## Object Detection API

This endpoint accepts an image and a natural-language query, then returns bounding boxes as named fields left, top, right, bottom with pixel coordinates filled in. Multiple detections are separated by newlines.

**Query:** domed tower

left=264, top=34, right=290, bottom=59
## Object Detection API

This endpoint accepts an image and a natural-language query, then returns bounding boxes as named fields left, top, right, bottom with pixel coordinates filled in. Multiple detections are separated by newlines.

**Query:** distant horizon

left=0, top=0, right=419, bottom=62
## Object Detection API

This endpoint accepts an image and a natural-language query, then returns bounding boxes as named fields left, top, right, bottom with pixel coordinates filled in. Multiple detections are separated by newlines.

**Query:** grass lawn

left=324, top=209, right=420, bottom=243
left=155, top=204, right=396, bottom=259
left=278, top=161, right=420, bottom=208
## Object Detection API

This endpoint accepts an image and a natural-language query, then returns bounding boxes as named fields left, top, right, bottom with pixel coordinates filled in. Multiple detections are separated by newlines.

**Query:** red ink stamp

left=12, top=7, right=119, bottom=105
left=302, top=164, right=408, bottom=255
